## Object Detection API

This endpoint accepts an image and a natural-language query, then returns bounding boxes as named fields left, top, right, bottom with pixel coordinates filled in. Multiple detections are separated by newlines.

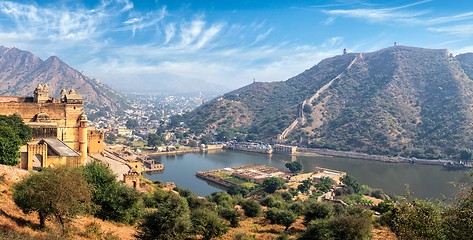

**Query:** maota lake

left=144, top=150, right=472, bottom=199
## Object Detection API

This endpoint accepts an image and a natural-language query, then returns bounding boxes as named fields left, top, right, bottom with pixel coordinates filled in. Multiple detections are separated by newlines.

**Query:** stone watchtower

left=78, top=113, right=88, bottom=164
left=33, top=84, right=50, bottom=103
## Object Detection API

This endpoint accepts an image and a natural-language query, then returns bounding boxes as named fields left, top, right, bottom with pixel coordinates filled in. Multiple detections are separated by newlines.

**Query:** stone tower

left=78, top=113, right=88, bottom=164
left=33, top=84, right=50, bottom=103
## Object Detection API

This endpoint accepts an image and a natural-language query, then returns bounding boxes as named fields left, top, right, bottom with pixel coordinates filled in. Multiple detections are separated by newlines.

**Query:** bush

left=261, top=195, right=284, bottom=208
left=138, top=192, right=191, bottom=240
left=241, top=199, right=261, bottom=217
left=218, top=206, right=240, bottom=227
left=390, top=199, right=444, bottom=240
left=82, top=161, right=143, bottom=224
left=301, top=206, right=372, bottom=240
left=265, top=208, right=297, bottom=231
left=191, top=208, right=228, bottom=240
left=262, top=177, right=286, bottom=194
left=304, top=201, right=333, bottom=225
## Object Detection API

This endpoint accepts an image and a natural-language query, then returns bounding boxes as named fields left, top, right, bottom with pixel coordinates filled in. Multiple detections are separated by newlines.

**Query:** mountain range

left=0, top=46, right=123, bottom=110
left=176, top=46, right=473, bottom=159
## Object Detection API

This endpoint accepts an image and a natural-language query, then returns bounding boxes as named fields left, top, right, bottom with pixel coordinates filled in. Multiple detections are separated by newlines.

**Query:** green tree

left=301, top=206, right=372, bottom=240
left=216, top=129, right=235, bottom=142
left=390, top=199, right=444, bottom=240
left=241, top=199, right=261, bottom=217
left=147, top=133, right=163, bottom=147
left=13, top=167, right=92, bottom=231
left=262, top=177, right=286, bottom=194
left=265, top=208, right=297, bottom=231
left=191, top=208, right=228, bottom=240
left=340, top=175, right=361, bottom=193
left=261, top=195, right=284, bottom=208
left=304, top=200, right=333, bottom=225
left=0, top=126, right=22, bottom=166
left=0, top=115, right=32, bottom=144
left=138, top=191, right=191, bottom=240
left=443, top=189, right=473, bottom=240
left=125, top=119, right=139, bottom=129
left=0, top=115, right=31, bottom=166
left=298, top=179, right=313, bottom=194
left=218, top=206, right=240, bottom=227
left=81, top=161, right=143, bottom=224
left=285, top=161, right=303, bottom=173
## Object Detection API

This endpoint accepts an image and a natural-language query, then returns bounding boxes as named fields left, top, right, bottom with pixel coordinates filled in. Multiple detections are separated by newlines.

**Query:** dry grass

left=0, top=164, right=137, bottom=240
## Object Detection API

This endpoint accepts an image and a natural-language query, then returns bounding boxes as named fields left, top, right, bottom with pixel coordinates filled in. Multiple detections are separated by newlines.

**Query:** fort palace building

left=0, top=84, right=104, bottom=170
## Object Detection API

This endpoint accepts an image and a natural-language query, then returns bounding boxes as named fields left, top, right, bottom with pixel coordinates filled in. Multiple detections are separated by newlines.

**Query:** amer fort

left=0, top=84, right=105, bottom=170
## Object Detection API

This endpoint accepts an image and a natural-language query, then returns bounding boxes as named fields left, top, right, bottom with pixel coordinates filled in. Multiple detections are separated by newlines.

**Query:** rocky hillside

left=0, top=46, right=124, bottom=110
left=177, top=46, right=473, bottom=159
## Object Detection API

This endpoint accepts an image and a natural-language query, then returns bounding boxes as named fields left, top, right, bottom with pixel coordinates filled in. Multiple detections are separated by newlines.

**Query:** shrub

left=241, top=200, right=262, bottom=217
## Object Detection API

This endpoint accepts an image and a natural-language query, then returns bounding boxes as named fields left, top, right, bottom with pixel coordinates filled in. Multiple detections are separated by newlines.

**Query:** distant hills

left=0, top=46, right=123, bottom=110
left=176, top=46, right=473, bottom=159
left=114, top=72, right=230, bottom=97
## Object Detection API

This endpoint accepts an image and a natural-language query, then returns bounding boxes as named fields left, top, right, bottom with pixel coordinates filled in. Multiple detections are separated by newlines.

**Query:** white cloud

left=163, top=23, right=176, bottom=45
left=179, top=19, right=205, bottom=46
left=428, top=24, right=473, bottom=36
left=428, top=11, right=473, bottom=24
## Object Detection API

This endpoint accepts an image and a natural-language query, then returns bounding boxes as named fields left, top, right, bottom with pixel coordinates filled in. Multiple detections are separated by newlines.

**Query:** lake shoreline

left=295, top=147, right=459, bottom=167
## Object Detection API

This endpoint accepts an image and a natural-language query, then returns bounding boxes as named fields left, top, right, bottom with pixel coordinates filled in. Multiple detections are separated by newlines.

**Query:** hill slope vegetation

left=177, top=46, right=473, bottom=159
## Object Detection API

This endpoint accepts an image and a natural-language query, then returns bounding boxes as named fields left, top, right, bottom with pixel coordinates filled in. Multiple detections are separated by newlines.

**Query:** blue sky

left=1, top=0, right=473, bottom=91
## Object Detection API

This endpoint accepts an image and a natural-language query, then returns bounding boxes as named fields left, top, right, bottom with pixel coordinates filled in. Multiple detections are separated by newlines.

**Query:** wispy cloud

left=323, top=6, right=428, bottom=23
left=428, top=24, right=473, bottom=36
left=122, top=7, right=167, bottom=36
left=428, top=11, right=473, bottom=24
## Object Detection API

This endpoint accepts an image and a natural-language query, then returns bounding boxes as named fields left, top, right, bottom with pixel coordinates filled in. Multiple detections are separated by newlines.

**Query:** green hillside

left=175, top=46, right=473, bottom=159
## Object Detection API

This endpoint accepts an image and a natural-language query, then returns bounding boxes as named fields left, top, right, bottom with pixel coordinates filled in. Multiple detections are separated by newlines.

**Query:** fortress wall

left=0, top=102, right=83, bottom=151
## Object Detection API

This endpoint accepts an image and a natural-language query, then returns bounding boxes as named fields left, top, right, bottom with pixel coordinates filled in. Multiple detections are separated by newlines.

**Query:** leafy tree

left=261, top=195, right=284, bottom=208
left=241, top=199, right=261, bottom=217
left=191, top=208, right=228, bottom=240
left=0, top=126, right=22, bottom=166
left=218, top=206, right=240, bottom=227
left=340, top=175, right=361, bottom=193
left=304, top=200, right=333, bottom=225
left=390, top=199, right=444, bottom=240
left=125, top=119, right=139, bottom=129
left=315, top=177, right=335, bottom=193
left=298, top=179, right=313, bottom=194
left=265, top=208, right=297, bottom=231
left=81, top=161, right=143, bottom=224
left=0, top=115, right=31, bottom=166
left=0, top=115, right=32, bottom=144
left=329, top=207, right=373, bottom=240
left=443, top=189, right=473, bottom=240
left=138, top=191, right=191, bottom=240
left=216, top=129, right=235, bottom=142
left=285, top=161, right=303, bottom=173
left=301, top=206, right=372, bottom=240
left=207, top=192, right=235, bottom=209
left=147, top=133, right=163, bottom=147
left=227, top=185, right=250, bottom=196
left=262, top=177, right=286, bottom=194
left=13, top=167, right=92, bottom=231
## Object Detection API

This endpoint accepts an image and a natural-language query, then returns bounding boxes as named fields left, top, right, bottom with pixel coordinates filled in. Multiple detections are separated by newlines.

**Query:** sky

left=1, top=0, right=473, bottom=92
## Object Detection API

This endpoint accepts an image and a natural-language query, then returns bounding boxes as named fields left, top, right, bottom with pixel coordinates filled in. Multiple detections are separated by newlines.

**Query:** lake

left=144, top=150, right=472, bottom=199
